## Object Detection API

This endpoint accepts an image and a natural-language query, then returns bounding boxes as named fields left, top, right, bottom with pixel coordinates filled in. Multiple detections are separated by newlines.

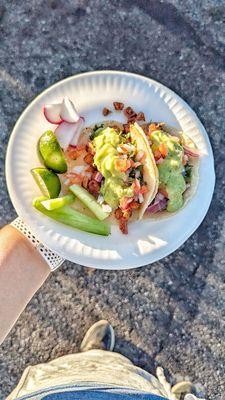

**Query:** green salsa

left=92, top=127, right=134, bottom=209
left=151, top=130, right=186, bottom=212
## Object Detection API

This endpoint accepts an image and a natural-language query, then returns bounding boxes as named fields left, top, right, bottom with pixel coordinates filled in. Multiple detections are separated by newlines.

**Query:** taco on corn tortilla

left=64, top=120, right=159, bottom=233
left=140, top=121, right=200, bottom=216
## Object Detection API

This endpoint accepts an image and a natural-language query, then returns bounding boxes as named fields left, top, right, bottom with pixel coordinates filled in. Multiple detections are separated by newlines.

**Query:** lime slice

left=38, top=130, right=67, bottom=173
left=31, top=167, right=61, bottom=199
left=41, top=194, right=75, bottom=210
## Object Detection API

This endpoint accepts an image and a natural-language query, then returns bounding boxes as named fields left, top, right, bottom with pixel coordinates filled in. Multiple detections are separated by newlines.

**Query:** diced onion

left=138, top=194, right=144, bottom=203
left=71, top=165, right=85, bottom=174
left=97, top=195, right=104, bottom=204
left=102, top=204, right=112, bottom=213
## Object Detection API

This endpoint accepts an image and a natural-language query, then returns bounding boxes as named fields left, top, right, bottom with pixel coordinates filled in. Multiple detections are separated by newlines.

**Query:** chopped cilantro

left=182, top=162, right=193, bottom=183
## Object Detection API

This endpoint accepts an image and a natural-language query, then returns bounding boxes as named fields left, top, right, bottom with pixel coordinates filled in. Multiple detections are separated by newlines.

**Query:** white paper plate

left=6, top=71, right=215, bottom=269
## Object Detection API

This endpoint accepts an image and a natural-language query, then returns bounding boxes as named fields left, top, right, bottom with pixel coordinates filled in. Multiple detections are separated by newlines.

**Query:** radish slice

left=60, top=97, right=80, bottom=123
left=183, top=144, right=199, bottom=158
left=70, top=117, right=85, bottom=146
left=43, top=103, right=62, bottom=124
left=55, top=122, right=78, bottom=150
left=54, top=117, right=85, bottom=150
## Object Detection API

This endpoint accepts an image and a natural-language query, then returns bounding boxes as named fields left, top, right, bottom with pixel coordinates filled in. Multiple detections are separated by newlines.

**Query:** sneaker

left=80, top=320, right=115, bottom=352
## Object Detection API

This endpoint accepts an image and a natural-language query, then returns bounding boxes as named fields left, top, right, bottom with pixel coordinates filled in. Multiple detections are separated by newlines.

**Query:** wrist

left=0, top=224, right=51, bottom=343
left=10, top=218, right=65, bottom=272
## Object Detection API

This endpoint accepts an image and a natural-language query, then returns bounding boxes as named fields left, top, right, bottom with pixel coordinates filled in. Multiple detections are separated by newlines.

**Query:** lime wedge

left=31, top=167, right=61, bottom=199
left=38, top=130, right=67, bottom=173
left=41, top=194, right=75, bottom=210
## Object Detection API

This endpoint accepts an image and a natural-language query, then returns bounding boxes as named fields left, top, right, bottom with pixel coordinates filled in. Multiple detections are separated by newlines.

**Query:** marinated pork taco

left=66, top=120, right=158, bottom=233
left=141, top=122, right=199, bottom=216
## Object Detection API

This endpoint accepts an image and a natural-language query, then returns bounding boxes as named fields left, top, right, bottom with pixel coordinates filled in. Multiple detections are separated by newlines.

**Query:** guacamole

left=92, top=127, right=134, bottom=208
left=151, top=130, right=186, bottom=212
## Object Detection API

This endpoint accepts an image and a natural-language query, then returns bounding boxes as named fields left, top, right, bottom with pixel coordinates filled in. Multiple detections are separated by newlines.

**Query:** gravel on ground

left=0, top=1, right=224, bottom=399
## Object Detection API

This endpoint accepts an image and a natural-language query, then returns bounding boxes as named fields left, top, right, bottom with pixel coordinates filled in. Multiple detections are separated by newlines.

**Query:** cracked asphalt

left=0, top=1, right=224, bottom=399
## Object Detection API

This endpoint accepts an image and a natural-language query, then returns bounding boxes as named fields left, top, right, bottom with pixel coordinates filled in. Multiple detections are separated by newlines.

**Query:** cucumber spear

left=33, top=197, right=110, bottom=236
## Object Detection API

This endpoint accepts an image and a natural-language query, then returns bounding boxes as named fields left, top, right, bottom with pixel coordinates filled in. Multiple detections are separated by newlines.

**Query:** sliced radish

left=70, top=117, right=85, bottom=146
left=60, top=96, right=80, bottom=123
left=43, top=103, right=62, bottom=124
left=183, top=144, right=199, bottom=158
left=55, top=122, right=78, bottom=150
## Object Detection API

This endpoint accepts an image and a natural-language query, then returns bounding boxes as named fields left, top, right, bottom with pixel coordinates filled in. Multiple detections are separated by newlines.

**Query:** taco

left=90, top=121, right=159, bottom=232
left=65, top=120, right=158, bottom=233
left=140, top=122, right=200, bottom=215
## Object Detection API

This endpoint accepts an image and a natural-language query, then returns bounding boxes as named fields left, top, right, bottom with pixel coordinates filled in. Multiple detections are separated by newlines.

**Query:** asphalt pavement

left=0, top=1, right=224, bottom=399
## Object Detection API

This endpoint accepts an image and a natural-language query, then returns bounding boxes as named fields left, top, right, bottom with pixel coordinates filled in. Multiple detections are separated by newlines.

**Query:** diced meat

left=84, top=153, right=94, bottom=165
left=122, top=209, right=132, bottom=220
left=67, top=145, right=86, bottom=160
left=114, top=208, right=123, bottom=220
left=136, top=112, right=145, bottom=121
left=88, top=180, right=100, bottom=196
left=153, top=149, right=162, bottom=161
left=129, top=201, right=140, bottom=210
left=123, top=123, right=131, bottom=134
left=113, top=102, right=124, bottom=111
left=156, top=157, right=164, bottom=164
left=139, top=185, right=148, bottom=194
left=86, top=142, right=95, bottom=155
left=124, top=106, right=135, bottom=117
left=82, top=175, right=90, bottom=189
left=127, top=113, right=137, bottom=123
left=142, top=124, right=150, bottom=135
left=119, top=217, right=128, bottom=234
left=102, top=107, right=111, bottom=116
left=85, top=165, right=96, bottom=173
left=159, top=143, right=168, bottom=158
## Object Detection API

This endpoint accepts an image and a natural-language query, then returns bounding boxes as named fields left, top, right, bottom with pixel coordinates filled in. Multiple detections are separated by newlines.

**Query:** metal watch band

left=11, top=217, right=64, bottom=271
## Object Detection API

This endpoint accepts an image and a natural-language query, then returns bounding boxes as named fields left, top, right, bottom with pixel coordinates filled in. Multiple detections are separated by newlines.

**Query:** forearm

left=0, top=225, right=50, bottom=344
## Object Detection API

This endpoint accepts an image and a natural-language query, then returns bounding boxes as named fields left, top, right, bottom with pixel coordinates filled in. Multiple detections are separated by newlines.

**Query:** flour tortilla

left=129, top=122, right=159, bottom=219
left=141, top=122, right=199, bottom=214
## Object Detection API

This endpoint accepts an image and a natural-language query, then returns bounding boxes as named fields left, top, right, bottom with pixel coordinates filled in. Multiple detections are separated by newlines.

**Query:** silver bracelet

left=11, top=217, right=64, bottom=272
